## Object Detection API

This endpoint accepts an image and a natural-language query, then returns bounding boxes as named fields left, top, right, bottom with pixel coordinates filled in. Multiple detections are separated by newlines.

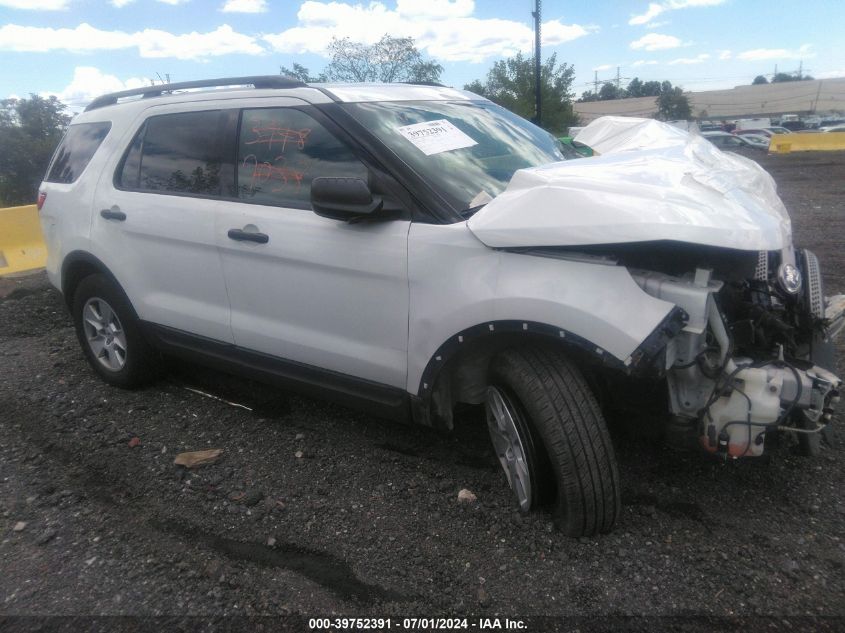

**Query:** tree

left=626, top=77, right=644, bottom=97
left=752, top=75, right=769, bottom=85
left=598, top=83, right=624, bottom=101
left=0, top=94, right=70, bottom=206
left=279, top=62, right=326, bottom=83
left=655, top=85, right=691, bottom=121
left=464, top=52, right=578, bottom=134
left=772, top=72, right=813, bottom=83
left=640, top=80, right=663, bottom=96
left=619, top=77, right=662, bottom=98
left=323, top=35, right=443, bottom=83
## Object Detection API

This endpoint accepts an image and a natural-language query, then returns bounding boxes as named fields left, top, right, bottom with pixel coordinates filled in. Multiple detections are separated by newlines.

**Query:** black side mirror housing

left=311, top=177, right=383, bottom=221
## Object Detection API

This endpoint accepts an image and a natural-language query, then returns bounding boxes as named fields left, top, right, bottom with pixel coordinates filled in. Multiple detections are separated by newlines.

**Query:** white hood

left=467, top=117, right=791, bottom=252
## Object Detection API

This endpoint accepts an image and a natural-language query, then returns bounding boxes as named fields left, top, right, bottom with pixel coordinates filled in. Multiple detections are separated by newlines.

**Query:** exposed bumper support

left=825, top=294, right=845, bottom=341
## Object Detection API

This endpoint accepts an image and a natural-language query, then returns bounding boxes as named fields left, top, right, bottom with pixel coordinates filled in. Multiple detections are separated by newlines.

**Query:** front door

left=215, top=105, right=410, bottom=389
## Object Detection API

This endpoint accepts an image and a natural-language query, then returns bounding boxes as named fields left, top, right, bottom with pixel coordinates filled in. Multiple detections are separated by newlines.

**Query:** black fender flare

left=412, top=311, right=687, bottom=425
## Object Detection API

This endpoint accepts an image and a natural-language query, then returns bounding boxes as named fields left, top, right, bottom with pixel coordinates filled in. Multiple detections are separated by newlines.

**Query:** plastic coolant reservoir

left=702, top=367, right=782, bottom=458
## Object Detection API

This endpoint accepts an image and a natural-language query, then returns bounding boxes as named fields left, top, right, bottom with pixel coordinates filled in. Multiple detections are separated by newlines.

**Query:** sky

left=0, top=0, right=843, bottom=112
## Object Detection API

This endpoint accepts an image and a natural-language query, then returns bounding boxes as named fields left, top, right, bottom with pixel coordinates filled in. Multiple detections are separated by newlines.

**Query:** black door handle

left=100, top=209, right=126, bottom=221
left=228, top=228, right=269, bottom=244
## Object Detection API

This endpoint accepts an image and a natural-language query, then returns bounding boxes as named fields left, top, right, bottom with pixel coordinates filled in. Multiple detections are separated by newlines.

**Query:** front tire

left=72, top=274, right=159, bottom=388
left=487, top=345, right=621, bottom=536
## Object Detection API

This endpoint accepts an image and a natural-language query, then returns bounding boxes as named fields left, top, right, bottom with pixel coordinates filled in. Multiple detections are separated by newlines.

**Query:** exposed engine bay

left=625, top=244, right=845, bottom=459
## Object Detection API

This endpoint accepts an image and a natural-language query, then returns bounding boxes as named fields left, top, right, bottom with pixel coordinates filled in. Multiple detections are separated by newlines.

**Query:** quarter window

left=117, top=110, right=227, bottom=195
left=46, top=122, right=111, bottom=184
left=236, top=108, right=367, bottom=208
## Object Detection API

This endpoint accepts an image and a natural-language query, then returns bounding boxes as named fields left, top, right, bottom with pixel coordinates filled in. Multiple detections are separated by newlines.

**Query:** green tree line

left=0, top=95, right=70, bottom=206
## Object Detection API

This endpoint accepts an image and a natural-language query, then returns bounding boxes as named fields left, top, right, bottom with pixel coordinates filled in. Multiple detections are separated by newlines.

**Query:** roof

left=318, top=83, right=479, bottom=103
left=74, top=76, right=482, bottom=123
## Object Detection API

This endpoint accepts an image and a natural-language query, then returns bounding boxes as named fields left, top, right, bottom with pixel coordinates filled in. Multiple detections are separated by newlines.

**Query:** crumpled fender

left=407, top=222, right=681, bottom=395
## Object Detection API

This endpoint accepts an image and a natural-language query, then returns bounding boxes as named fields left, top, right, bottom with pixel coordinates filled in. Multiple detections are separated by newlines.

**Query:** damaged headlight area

left=627, top=244, right=844, bottom=459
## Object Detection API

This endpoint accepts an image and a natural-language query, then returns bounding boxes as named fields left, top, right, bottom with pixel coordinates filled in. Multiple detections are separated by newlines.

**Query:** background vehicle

left=38, top=78, right=844, bottom=537
left=702, top=131, right=766, bottom=150
left=734, top=118, right=771, bottom=131
left=735, top=128, right=774, bottom=138
left=736, top=133, right=771, bottom=150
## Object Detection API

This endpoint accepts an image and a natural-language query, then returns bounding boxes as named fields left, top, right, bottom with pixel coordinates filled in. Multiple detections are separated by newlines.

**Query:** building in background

left=574, top=78, right=845, bottom=124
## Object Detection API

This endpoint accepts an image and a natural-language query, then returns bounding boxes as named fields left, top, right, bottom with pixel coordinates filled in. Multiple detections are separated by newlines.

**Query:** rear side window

left=45, top=122, right=111, bottom=184
left=117, top=110, right=227, bottom=196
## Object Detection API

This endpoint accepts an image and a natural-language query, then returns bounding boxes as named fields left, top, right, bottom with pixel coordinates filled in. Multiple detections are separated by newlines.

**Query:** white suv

left=38, top=77, right=844, bottom=536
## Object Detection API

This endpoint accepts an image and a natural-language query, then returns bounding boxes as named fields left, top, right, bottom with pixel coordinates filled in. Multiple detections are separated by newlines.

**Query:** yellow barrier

left=769, top=132, right=845, bottom=154
left=0, top=204, right=47, bottom=275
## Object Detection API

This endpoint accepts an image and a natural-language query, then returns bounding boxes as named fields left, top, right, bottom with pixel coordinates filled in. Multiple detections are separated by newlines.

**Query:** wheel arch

left=61, top=251, right=134, bottom=316
left=411, top=314, right=686, bottom=431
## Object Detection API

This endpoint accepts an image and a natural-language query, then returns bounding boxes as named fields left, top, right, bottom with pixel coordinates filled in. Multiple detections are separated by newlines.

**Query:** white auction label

left=396, top=119, right=478, bottom=156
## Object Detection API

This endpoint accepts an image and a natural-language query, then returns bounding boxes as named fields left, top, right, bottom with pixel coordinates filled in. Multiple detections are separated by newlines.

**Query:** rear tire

left=72, top=274, right=159, bottom=388
left=487, top=345, right=621, bottom=536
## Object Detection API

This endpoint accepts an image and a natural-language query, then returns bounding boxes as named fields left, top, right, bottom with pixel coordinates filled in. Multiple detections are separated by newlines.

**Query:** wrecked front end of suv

left=468, top=117, right=844, bottom=459
left=633, top=246, right=843, bottom=458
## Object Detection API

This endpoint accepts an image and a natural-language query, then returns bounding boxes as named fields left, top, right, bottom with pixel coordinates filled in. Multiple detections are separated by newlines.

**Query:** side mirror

left=311, top=177, right=383, bottom=221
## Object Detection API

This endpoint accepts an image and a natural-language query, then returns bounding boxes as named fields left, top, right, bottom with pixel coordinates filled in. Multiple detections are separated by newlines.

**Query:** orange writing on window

left=242, top=154, right=305, bottom=193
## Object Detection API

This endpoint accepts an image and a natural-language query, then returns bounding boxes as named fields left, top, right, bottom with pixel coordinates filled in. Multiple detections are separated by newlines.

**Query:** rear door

left=91, top=106, right=236, bottom=342
left=215, top=105, right=410, bottom=388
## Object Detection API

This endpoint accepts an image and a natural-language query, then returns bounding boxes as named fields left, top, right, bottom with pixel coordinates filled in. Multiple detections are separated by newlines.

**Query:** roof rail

left=84, top=75, right=307, bottom=112
left=399, top=81, right=447, bottom=88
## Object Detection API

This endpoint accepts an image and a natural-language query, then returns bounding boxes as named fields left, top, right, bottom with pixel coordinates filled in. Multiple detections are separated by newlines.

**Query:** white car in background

left=38, top=78, right=844, bottom=536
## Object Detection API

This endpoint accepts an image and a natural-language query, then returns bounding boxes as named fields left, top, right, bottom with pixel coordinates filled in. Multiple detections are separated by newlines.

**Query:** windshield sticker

left=397, top=120, right=477, bottom=156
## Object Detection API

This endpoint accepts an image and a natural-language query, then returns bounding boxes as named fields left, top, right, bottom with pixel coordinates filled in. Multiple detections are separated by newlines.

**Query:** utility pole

left=616, top=66, right=621, bottom=90
left=594, top=70, right=598, bottom=95
left=532, top=0, right=542, bottom=126
left=798, top=60, right=803, bottom=79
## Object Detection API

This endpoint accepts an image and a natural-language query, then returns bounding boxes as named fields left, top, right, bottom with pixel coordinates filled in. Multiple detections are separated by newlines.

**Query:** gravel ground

left=1, top=150, right=844, bottom=630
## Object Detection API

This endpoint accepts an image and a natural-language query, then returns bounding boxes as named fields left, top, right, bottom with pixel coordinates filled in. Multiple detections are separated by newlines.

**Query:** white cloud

left=50, top=66, right=151, bottom=106
left=718, top=49, right=731, bottom=60
left=629, top=3, right=663, bottom=25
left=0, top=0, right=68, bottom=8
left=0, top=23, right=263, bottom=59
left=736, top=44, right=814, bottom=62
left=668, top=53, right=710, bottom=64
left=263, top=0, right=595, bottom=63
left=395, top=0, right=474, bottom=19
left=630, top=33, right=683, bottom=51
left=221, top=0, right=267, bottom=11
left=629, top=0, right=726, bottom=26
left=814, top=69, right=845, bottom=79
left=592, top=64, right=614, bottom=72
left=112, top=0, right=190, bottom=4
left=644, top=20, right=669, bottom=28
left=631, top=59, right=659, bottom=67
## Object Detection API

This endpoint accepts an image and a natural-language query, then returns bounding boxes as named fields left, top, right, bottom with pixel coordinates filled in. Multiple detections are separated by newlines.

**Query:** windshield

left=340, top=100, right=574, bottom=215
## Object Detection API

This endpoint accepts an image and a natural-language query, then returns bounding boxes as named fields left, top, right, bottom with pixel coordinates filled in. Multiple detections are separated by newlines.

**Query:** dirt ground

left=1, top=150, right=844, bottom=632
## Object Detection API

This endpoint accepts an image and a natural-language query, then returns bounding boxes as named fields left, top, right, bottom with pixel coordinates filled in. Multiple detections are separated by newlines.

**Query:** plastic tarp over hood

left=467, top=116, right=791, bottom=251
